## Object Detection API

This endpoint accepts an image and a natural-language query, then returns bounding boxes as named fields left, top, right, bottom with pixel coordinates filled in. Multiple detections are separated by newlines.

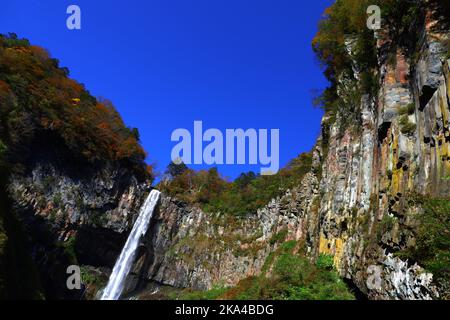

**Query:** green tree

left=165, top=160, right=188, bottom=178
left=235, top=171, right=257, bottom=189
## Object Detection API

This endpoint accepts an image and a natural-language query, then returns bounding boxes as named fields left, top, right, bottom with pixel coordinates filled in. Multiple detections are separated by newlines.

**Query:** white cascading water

left=100, top=189, right=160, bottom=300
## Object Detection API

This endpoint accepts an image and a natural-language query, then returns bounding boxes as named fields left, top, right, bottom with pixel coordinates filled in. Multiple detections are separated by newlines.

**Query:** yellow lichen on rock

left=333, top=238, right=344, bottom=270
left=319, top=235, right=331, bottom=255
left=319, top=235, right=345, bottom=270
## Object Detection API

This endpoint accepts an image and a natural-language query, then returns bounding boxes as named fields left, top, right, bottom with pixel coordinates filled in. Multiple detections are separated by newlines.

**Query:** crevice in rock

left=419, top=85, right=438, bottom=110
left=378, top=122, right=391, bottom=143
left=343, top=278, right=368, bottom=300
left=75, top=226, right=127, bottom=268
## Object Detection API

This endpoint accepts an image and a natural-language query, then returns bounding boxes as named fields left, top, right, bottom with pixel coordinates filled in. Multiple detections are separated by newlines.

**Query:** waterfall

left=100, top=189, right=160, bottom=300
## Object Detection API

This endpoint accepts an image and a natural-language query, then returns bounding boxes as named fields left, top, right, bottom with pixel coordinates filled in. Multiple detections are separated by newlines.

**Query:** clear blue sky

left=0, top=0, right=333, bottom=180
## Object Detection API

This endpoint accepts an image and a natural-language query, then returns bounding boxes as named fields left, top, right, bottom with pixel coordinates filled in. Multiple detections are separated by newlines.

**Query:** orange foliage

left=29, top=45, right=51, bottom=62
left=0, top=80, right=10, bottom=94
left=0, top=34, right=151, bottom=180
left=0, top=80, right=12, bottom=106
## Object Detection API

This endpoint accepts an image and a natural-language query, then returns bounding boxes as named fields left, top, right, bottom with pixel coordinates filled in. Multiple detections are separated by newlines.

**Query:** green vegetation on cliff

left=396, top=197, right=450, bottom=298
left=178, top=241, right=355, bottom=300
left=159, top=153, right=312, bottom=216
left=312, top=0, right=421, bottom=126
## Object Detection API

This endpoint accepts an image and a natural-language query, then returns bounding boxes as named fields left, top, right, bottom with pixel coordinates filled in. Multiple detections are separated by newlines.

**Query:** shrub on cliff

left=399, top=115, right=417, bottom=135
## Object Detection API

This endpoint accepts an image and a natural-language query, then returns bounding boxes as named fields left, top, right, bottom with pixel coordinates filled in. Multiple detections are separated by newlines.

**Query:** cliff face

left=313, top=39, right=449, bottom=301
left=313, top=9, right=449, bottom=299
left=0, top=31, right=152, bottom=298
left=7, top=158, right=149, bottom=298
left=137, top=172, right=320, bottom=291
left=131, top=2, right=450, bottom=300
left=3, top=1, right=449, bottom=301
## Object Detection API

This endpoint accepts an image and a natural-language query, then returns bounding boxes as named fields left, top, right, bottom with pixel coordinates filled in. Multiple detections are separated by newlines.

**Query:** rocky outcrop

left=9, top=162, right=147, bottom=234
left=7, top=159, right=149, bottom=298
left=301, top=3, right=449, bottom=299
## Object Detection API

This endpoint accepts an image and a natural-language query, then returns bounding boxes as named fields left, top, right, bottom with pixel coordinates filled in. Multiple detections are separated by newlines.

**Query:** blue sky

left=0, top=0, right=333, bottom=180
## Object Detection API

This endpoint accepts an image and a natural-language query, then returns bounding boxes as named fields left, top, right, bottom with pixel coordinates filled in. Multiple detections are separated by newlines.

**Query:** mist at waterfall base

left=100, top=190, right=161, bottom=300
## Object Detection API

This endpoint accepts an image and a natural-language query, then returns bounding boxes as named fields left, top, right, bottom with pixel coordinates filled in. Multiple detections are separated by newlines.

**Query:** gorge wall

left=132, top=1, right=449, bottom=300
left=2, top=0, right=449, bottom=300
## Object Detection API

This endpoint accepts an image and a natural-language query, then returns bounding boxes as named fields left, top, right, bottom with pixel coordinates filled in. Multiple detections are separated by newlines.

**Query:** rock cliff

left=130, top=0, right=450, bottom=300
left=7, top=158, right=149, bottom=298
left=3, top=0, right=449, bottom=300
